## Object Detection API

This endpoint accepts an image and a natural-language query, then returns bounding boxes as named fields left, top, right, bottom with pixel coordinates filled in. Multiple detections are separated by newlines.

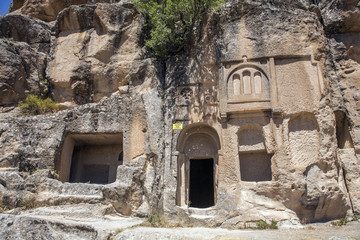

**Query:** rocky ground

left=1, top=0, right=360, bottom=238
left=0, top=203, right=359, bottom=240
left=115, top=223, right=360, bottom=240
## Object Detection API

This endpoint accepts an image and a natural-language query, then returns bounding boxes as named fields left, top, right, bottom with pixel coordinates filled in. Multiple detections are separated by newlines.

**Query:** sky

left=0, top=0, right=12, bottom=15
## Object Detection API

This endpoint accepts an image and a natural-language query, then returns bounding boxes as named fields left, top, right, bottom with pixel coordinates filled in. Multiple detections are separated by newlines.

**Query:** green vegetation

left=256, top=220, right=267, bottom=229
left=133, top=0, right=225, bottom=58
left=53, top=170, right=60, bottom=180
left=329, top=214, right=360, bottom=227
left=32, top=168, right=44, bottom=174
left=38, top=74, right=51, bottom=98
left=146, top=214, right=168, bottom=227
left=331, top=217, right=348, bottom=226
left=256, top=219, right=278, bottom=230
left=269, top=219, right=278, bottom=229
left=19, top=94, right=59, bottom=116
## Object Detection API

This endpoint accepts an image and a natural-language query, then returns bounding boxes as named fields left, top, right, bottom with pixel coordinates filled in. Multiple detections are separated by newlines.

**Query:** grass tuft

left=256, top=219, right=278, bottom=230
left=145, top=214, right=168, bottom=227
left=256, top=220, right=267, bottom=229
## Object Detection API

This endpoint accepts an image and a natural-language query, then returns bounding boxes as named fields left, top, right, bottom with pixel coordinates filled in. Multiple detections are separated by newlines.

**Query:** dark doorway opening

left=239, top=152, right=272, bottom=182
left=189, top=159, right=214, bottom=208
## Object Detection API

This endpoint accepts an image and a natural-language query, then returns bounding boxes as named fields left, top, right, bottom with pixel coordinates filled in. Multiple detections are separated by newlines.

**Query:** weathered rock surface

left=0, top=0, right=360, bottom=237
left=9, top=0, right=123, bottom=22
left=0, top=14, right=50, bottom=105
left=320, top=0, right=360, bottom=215
left=0, top=39, right=47, bottom=105
left=1, top=205, right=359, bottom=240
left=161, top=0, right=355, bottom=226
left=0, top=91, right=164, bottom=214
left=0, top=203, right=144, bottom=239
left=0, top=14, right=51, bottom=53
left=48, top=2, right=145, bottom=104
left=320, top=0, right=360, bottom=34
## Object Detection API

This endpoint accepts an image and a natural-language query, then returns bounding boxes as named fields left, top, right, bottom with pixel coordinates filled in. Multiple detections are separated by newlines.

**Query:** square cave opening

left=58, top=133, right=123, bottom=184
left=239, top=151, right=272, bottom=182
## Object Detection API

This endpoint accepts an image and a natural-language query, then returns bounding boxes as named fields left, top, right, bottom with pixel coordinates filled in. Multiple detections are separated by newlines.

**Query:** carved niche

left=227, top=66, right=270, bottom=103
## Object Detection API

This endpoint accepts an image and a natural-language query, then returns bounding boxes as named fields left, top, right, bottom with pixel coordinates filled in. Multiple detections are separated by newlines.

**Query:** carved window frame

left=227, top=66, right=270, bottom=103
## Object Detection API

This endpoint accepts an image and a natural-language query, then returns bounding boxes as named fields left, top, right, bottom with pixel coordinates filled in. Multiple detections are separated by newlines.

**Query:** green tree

left=134, top=0, right=224, bottom=58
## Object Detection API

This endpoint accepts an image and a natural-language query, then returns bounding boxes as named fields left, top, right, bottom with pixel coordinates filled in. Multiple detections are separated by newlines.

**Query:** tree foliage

left=133, top=0, right=224, bottom=58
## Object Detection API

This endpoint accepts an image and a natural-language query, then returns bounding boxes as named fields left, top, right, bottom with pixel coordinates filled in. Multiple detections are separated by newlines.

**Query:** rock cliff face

left=9, top=0, right=123, bottom=22
left=0, top=0, right=360, bottom=238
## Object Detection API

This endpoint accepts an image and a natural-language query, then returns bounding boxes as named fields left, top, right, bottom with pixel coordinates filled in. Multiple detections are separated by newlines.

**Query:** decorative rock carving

left=204, top=88, right=214, bottom=103
left=180, top=87, right=193, bottom=105
left=201, top=86, right=217, bottom=104
left=227, top=66, right=270, bottom=103
left=177, top=84, right=218, bottom=107
left=178, top=87, right=194, bottom=105
left=200, top=64, right=217, bottom=83
left=180, top=87, right=193, bottom=100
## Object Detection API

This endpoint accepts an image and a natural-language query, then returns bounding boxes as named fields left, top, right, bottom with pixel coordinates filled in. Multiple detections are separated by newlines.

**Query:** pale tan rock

left=0, top=0, right=360, bottom=234
left=118, top=85, right=129, bottom=94
left=47, top=3, right=143, bottom=104
left=337, top=149, right=360, bottom=213
left=10, top=0, right=117, bottom=22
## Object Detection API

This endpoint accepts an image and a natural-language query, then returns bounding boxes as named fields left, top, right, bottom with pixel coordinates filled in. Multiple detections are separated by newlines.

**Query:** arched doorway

left=176, top=124, right=221, bottom=208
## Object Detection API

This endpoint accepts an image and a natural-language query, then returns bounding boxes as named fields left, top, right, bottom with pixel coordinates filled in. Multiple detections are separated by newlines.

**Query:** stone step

left=187, top=206, right=217, bottom=216
left=189, top=214, right=216, bottom=220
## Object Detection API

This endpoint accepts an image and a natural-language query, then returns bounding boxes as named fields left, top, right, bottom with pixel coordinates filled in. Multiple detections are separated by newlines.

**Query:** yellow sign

left=173, top=123, right=183, bottom=130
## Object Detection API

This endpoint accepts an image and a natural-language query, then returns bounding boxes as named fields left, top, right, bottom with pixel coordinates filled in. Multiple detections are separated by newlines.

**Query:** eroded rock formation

left=0, top=0, right=360, bottom=238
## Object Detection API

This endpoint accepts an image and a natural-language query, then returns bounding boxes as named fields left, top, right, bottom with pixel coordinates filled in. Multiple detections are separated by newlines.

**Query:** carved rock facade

left=0, top=0, right=360, bottom=235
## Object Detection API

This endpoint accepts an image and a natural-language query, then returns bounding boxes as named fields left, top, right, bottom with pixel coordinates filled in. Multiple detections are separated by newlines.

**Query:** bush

left=331, top=217, right=348, bottom=226
left=134, top=0, right=225, bottom=58
left=19, top=95, right=59, bottom=116
left=256, top=220, right=267, bottom=229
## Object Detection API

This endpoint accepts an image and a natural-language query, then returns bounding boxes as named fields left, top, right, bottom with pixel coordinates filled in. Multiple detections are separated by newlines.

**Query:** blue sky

left=0, top=0, right=12, bottom=15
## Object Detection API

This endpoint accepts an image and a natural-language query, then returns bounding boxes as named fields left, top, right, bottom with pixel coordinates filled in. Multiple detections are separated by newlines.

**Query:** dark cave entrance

left=189, top=158, right=214, bottom=208
left=58, top=133, right=123, bottom=184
